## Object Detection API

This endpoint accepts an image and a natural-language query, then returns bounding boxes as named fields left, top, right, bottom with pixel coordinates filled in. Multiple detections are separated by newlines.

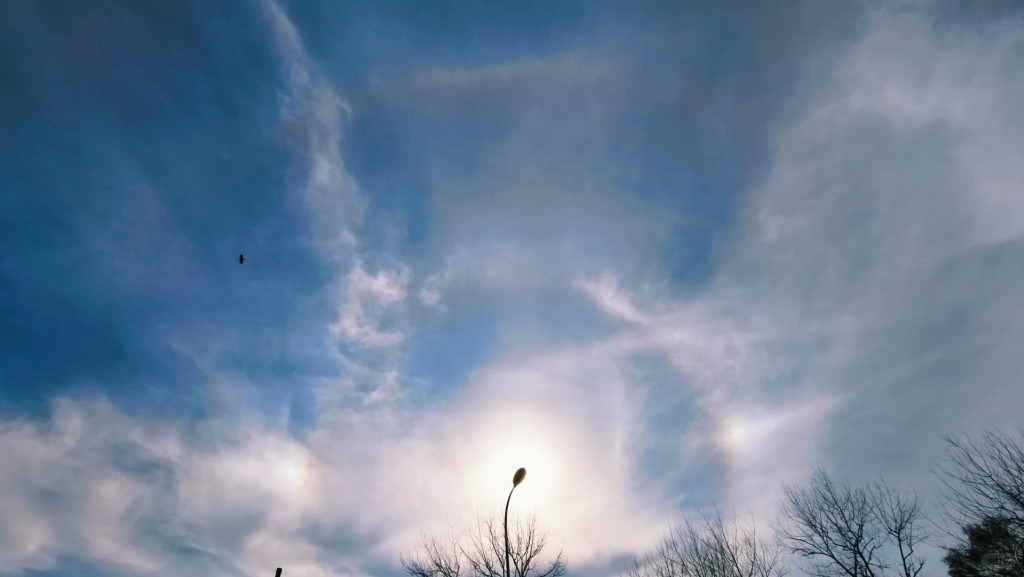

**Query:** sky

left=1, top=0, right=1023, bottom=576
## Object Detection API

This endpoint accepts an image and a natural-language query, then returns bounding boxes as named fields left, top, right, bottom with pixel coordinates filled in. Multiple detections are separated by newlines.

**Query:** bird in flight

left=239, top=254, right=245, bottom=265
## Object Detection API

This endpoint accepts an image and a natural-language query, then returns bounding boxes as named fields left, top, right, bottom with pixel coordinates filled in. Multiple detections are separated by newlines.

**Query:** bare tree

left=936, top=430, right=1024, bottom=576
left=867, top=482, right=926, bottom=577
left=401, top=514, right=566, bottom=577
left=774, top=468, right=926, bottom=577
left=624, top=508, right=787, bottom=577
left=937, top=430, right=1024, bottom=538
left=402, top=528, right=466, bottom=577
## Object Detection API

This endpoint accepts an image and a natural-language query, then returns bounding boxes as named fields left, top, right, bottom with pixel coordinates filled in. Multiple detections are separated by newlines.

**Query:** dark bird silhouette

left=239, top=254, right=245, bottom=265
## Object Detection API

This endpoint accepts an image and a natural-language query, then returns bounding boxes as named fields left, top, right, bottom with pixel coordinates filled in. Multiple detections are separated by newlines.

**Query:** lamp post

left=505, top=467, right=527, bottom=577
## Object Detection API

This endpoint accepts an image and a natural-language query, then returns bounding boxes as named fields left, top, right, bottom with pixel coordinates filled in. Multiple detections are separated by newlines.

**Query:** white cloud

left=575, top=273, right=648, bottom=325
left=332, top=262, right=410, bottom=350
left=258, top=0, right=363, bottom=259
left=0, top=400, right=162, bottom=573
left=260, top=0, right=412, bottom=414
left=4, top=3, right=1024, bottom=577
left=0, top=398, right=356, bottom=577
left=304, top=343, right=677, bottom=567
left=402, top=2, right=1024, bottom=561
left=418, top=251, right=466, bottom=308
left=369, top=50, right=619, bottom=107
left=697, top=0, right=1024, bottom=536
left=838, top=7, right=1024, bottom=249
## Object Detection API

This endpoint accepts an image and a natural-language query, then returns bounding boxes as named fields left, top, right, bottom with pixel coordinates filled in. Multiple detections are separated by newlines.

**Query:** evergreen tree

left=943, top=516, right=1023, bottom=577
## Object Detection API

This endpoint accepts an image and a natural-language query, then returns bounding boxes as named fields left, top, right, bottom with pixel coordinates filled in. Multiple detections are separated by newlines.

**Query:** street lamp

left=505, top=467, right=527, bottom=577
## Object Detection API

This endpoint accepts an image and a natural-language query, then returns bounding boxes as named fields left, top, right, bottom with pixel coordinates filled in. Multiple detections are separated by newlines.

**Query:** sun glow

left=267, top=445, right=316, bottom=505
left=717, top=409, right=791, bottom=458
left=720, top=418, right=749, bottom=452
left=462, top=408, right=566, bottom=516
left=280, top=458, right=309, bottom=490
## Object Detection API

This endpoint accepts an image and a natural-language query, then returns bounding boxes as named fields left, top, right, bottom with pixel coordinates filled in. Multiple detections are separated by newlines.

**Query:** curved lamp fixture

left=505, top=467, right=527, bottom=577
left=513, top=467, right=526, bottom=487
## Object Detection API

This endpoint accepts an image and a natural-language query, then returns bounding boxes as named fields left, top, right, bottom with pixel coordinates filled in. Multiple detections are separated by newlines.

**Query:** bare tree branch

left=402, top=528, right=466, bottom=577
left=933, top=430, right=1024, bottom=576
left=774, top=468, right=926, bottom=577
left=936, top=430, right=1024, bottom=540
left=403, top=514, right=566, bottom=577
left=869, top=483, right=927, bottom=577
left=625, top=507, right=787, bottom=577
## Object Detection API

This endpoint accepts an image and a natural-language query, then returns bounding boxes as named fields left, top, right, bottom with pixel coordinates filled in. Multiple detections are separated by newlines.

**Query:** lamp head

left=512, top=467, right=526, bottom=487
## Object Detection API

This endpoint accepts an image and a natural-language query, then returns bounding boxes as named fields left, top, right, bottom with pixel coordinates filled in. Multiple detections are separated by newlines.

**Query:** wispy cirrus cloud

left=575, top=273, right=649, bottom=326
left=258, top=0, right=364, bottom=257
left=259, top=0, right=411, bottom=405
left=704, top=2, right=1024, bottom=523
left=1, top=2, right=1023, bottom=577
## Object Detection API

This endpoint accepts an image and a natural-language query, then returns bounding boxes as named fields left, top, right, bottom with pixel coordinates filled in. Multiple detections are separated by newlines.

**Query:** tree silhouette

left=401, top=514, right=566, bottom=577
left=937, top=431, right=1024, bottom=543
left=624, top=508, right=787, bottom=577
left=944, top=516, right=1024, bottom=577
left=775, top=468, right=926, bottom=577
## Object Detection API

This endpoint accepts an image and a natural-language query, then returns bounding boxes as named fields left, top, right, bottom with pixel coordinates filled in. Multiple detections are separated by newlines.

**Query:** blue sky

left=2, top=1, right=1023, bottom=576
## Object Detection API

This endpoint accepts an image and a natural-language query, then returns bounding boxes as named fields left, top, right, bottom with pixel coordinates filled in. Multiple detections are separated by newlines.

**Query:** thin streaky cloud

left=0, top=1, right=1022, bottom=577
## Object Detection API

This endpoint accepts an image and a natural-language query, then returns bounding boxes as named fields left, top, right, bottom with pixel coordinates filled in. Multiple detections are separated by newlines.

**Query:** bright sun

left=463, top=408, right=566, bottom=516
